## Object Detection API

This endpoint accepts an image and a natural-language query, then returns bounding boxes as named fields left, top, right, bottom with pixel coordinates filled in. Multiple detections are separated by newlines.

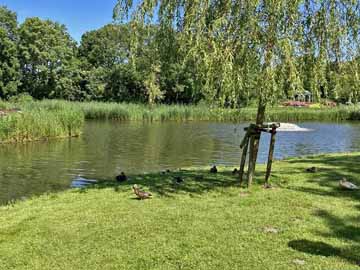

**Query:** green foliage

left=114, top=0, right=360, bottom=107
left=8, top=92, right=34, bottom=104
left=17, top=17, right=78, bottom=99
left=0, top=3, right=359, bottom=106
left=0, top=6, right=20, bottom=99
left=104, top=64, right=146, bottom=102
left=5, top=99, right=358, bottom=122
left=79, top=24, right=130, bottom=69
left=0, top=104, right=84, bottom=143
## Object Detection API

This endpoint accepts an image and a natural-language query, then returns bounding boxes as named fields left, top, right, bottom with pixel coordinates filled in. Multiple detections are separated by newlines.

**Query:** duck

left=306, top=167, right=317, bottom=173
left=232, top=168, right=239, bottom=175
left=173, top=176, right=184, bottom=184
left=210, top=165, right=218, bottom=174
left=339, top=178, right=359, bottom=190
left=116, top=172, right=127, bottom=182
left=132, top=184, right=152, bottom=199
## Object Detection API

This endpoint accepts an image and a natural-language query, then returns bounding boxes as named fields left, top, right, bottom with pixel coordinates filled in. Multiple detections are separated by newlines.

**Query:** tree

left=114, top=0, right=360, bottom=183
left=18, top=17, right=78, bottom=99
left=104, top=64, right=146, bottom=102
left=79, top=24, right=130, bottom=69
left=0, top=6, right=20, bottom=98
left=78, top=24, right=133, bottom=101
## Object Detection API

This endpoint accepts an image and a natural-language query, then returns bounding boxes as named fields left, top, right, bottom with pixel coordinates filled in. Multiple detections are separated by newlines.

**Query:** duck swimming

left=133, top=184, right=152, bottom=199
left=116, top=172, right=127, bottom=182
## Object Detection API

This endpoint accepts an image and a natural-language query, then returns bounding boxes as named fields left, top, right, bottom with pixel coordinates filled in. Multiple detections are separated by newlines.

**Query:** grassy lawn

left=0, top=153, right=359, bottom=269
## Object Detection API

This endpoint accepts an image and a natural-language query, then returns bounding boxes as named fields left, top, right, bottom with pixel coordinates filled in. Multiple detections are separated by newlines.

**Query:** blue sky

left=1, top=0, right=119, bottom=42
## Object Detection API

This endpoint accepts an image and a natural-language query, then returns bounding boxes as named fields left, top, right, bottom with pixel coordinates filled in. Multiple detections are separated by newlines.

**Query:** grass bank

left=0, top=103, right=84, bottom=143
left=1, top=153, right=359, bottom=269
left=28, top=99, right=360, bottom=121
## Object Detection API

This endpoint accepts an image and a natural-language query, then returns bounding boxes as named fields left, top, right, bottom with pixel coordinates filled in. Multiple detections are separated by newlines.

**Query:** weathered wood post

left=239, top=122, right=279, bottom=188
left=265, top=124, right=278, bottom=185
left=247, top=125, right=261, bottom=188
left=239, top=132, right=250, bottom=186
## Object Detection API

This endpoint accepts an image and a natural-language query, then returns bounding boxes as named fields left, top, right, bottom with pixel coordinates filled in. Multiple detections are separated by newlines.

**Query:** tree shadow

left=285, top=154, right=360, bottom=266
left=82, top=169, right=271, bottom=197
left=84, top=170, right=241, bottom=197
left=314, top=210, right=360, bottom=242
left=286, top=154, right=360, bottom=178
left=284, top=154, right=360, bottom=201
left=288, top=239, right=341, bottom=257
left=288, top=239, right=360, bottom=265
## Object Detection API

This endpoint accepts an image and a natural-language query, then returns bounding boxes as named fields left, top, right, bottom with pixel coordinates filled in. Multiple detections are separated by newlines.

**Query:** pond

left=1, top=121, right=360, bottom=204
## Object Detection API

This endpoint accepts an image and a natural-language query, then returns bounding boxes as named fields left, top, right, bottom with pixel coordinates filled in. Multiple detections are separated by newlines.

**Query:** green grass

left=0, top=104, right=84, bottom=143
left=1, top=153, right=359, bottom=269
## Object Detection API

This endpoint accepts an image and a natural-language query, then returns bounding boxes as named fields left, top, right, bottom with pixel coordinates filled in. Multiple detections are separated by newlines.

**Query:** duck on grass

left=1, top=152, right=360, bottom=269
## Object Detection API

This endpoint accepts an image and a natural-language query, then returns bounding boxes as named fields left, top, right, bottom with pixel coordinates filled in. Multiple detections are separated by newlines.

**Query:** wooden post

left=265, top=126, right=277, bottom=185
left=246, top=101, right=266, bottom=187
left=247, top=131, right=260, bottom=188
left=239, top=136, right=249, bottom=186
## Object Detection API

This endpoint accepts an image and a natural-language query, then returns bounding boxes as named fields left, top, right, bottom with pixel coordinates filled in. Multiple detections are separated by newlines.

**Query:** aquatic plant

left=0, top=106, right=84, bottom=143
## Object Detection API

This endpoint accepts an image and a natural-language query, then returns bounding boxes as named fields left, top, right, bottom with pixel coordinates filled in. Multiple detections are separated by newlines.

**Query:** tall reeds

left=35, top=100, right=360, bottom=122
left=0, top=105, right=84, bottom=143
left=1, top=98, right=359, bottom=144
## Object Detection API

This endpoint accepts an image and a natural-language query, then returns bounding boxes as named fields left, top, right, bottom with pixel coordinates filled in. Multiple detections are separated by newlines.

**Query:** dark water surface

left=1, top=121, right=360, bottom=203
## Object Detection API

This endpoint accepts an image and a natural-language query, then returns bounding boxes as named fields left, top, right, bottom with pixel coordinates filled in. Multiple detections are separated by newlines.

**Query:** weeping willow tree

left=114, top=0, right=360, bottom=176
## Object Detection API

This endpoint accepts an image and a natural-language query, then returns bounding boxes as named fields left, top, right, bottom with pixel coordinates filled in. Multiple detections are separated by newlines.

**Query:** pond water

left=1, top=121, right=360, bottom=204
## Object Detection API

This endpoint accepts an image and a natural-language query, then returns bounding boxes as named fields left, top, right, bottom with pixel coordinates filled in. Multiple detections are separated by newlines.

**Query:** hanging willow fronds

left=114, top=0, right=360, bottom=106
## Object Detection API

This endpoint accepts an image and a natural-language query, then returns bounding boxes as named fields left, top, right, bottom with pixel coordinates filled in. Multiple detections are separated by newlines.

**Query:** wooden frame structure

left=239, top=123, right=280, bottom=187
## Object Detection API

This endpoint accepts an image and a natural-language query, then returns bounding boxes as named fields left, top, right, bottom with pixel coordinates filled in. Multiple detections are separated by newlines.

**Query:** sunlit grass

left=0, top=153, right=359, bottom=269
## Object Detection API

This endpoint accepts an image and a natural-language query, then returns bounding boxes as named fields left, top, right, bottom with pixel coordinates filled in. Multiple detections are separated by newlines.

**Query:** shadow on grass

left=284, top=153, right=360, bottom=201
left=314, top=210, right=360, bottom=243
left=282, top=154, right=360, bottom=266
left=288, top=239, right=360, bottom=265
left=85, top=169, right=245, bottom=197
left=286, top=153, right=360, bottom=180
left=289, top=208, right=360, bottom=266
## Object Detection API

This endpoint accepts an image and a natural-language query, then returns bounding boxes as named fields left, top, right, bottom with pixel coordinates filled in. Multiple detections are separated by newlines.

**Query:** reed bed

left=1, top=99, right=359, bottom=143
left=1, top=99, right=360, bottom=143
left=32, top=100, right=360, bottom=122
left=0, top=105, right=84, bottom=143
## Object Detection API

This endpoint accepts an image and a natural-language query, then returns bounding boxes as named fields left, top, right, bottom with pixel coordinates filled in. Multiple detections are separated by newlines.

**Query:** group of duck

left=128, top=165, right=359, bottom=199
left=116, top=165, right=239, bottom=200
left=75, top=164, right=358, bottom=200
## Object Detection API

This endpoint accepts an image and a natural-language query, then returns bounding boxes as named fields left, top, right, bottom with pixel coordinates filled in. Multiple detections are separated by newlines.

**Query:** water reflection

left=0, top=121, right=360, bottom=203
